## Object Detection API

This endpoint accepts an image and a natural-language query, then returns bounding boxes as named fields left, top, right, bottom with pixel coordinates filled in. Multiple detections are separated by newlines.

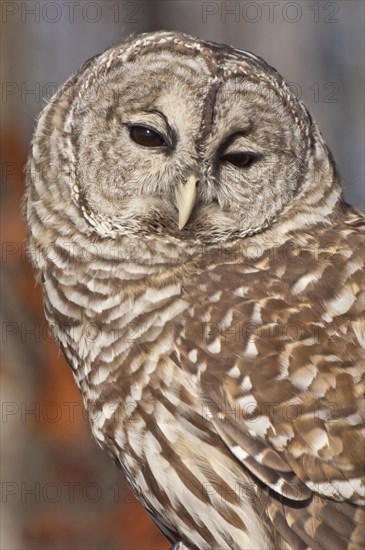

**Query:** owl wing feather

left=176, top=216, right=364, bottom=548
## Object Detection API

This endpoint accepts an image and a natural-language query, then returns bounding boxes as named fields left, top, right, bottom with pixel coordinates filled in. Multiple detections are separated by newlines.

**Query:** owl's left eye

left=129, top=125, right=167, bottom=148
left=221, top=152, right=259, bottom=169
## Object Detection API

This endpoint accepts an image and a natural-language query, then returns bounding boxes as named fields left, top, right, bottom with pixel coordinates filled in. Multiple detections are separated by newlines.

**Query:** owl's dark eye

left=129, top=125, right=167, bottom=148
left=221, top=152, right=259, bottom=169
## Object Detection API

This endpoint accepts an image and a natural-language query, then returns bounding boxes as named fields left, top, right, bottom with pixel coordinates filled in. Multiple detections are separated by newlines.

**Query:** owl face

left=68, top=33, right=310, bottom=242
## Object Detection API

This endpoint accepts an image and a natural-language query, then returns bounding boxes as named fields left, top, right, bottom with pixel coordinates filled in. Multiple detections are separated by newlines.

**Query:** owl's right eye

left=129, top=125, right=167, bottom=148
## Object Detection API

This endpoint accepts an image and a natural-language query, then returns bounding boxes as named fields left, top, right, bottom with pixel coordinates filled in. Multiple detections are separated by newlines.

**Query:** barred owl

left=25, top=31, right=364, bottom=550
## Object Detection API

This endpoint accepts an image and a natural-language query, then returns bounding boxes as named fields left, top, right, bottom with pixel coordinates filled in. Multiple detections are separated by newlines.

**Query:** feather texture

left=25, top=31, right=364, bottom=549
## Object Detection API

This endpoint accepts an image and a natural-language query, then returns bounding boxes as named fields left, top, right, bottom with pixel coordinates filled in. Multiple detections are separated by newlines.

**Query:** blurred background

left=1, top=1, right=364, bottom=549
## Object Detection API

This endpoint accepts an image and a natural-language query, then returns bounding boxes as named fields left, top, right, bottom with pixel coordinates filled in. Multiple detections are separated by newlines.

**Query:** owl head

left=26, top=31, right=341, bottom=250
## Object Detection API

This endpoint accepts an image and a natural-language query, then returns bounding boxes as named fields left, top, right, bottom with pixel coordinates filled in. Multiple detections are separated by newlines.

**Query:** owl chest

left=47, top=273, right=176, bottom=398
left=44, top=266, right=294, bottom=549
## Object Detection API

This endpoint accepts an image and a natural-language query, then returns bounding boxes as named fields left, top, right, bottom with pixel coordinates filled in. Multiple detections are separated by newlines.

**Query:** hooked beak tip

left=175, top=175, right=198, bottom=230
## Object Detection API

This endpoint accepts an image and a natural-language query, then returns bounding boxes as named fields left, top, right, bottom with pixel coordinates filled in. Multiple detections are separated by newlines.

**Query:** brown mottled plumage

left=25, top=31, right=364, bottom=549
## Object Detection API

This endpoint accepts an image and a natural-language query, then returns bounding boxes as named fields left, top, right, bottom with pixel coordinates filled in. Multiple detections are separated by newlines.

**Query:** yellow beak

left=174, top=175, right=198, bottom=230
